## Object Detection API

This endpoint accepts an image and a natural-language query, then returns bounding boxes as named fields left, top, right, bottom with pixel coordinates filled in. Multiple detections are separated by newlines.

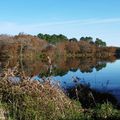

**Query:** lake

left=45, top=59, right=120, bottom=106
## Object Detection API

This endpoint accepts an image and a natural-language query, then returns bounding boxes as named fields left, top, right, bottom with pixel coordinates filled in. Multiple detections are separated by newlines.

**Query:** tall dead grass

left=0, top=66, right=82, bottom=120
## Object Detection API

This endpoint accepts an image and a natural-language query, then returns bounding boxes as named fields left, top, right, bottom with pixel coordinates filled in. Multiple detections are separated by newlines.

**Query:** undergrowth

left=0, top=66, right=120, bottom=120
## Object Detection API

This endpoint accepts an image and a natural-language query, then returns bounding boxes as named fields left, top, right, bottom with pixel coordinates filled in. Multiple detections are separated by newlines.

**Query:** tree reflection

left=95, top=62, right=107, bottom=71
left=0, top=53, right=118, bottom=77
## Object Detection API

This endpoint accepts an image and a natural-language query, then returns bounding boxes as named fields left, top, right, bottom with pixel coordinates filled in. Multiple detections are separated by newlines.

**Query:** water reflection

left=52, top=59, right=120, bottom=106
left=0, top=55, right=120, bottom=106
left=0, top=55, right=117, bottom=76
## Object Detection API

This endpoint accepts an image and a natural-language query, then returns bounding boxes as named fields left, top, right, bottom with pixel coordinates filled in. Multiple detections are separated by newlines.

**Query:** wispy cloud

left=24, top=18, right=120, bottom=27
left=0, top=18, right=120, bottom=46
left=1, top=17, right=120, bottom=28
left=0, top=17, right=120, bottom=34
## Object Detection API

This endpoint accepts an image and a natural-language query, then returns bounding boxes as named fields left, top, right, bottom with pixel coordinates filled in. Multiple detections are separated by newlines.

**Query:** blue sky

left=0, top=0, right=120, bottom=46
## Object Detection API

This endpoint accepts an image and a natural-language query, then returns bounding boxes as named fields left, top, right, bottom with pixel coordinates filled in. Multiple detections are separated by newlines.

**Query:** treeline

left=37, top=33, right=106, bottom=47
left=36, top=33, right=120, bottom=59
left=37, top=33, right=68, bottom=44
left=0, top=33, right=120, bottom=63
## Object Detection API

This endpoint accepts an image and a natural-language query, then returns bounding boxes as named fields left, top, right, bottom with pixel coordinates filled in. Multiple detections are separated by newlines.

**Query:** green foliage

left=69, top=38, right=78, bottom=42
left=91, top=102, right=120, bottom=119
left=80, top=37, right=107, bottom=47
left=37, top=33, right=68, bottom=44
left=80, top=36, right=93, bottom=43
left=95, top=38, right=106, bottom=47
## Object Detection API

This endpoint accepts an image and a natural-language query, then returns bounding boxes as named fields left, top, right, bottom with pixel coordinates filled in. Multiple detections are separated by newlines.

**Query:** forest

left=0, top=33, right=120, bottom=61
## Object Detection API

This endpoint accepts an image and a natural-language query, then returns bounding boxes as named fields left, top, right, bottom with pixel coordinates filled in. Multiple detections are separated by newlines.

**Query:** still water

left=2, top=57, right=119, bottom=105
left=50, top=59, right=120, bottom=104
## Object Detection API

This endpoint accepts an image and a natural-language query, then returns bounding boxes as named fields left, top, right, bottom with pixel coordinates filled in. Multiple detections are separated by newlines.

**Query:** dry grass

left=0, top=107, right=6, bottom=120
left=0, top=67, right=82, bottom=120
left=1, top=66, right=120, bottom=120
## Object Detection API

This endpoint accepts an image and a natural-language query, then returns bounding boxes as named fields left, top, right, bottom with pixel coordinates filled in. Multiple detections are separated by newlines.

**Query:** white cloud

left=1, top=18, right=120, bottom=30
left=21, top=18, right=120, bottom=27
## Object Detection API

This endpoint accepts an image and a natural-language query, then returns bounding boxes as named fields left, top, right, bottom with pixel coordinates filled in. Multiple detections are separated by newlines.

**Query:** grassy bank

left=0, top=68, right=120, bottom=120
left=0, top=68, right=83, bottom=120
